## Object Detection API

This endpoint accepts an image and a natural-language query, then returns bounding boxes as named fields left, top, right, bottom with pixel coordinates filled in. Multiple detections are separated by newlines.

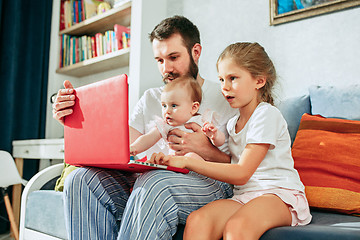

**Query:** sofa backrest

left=276, top=95, right=311, bottom=145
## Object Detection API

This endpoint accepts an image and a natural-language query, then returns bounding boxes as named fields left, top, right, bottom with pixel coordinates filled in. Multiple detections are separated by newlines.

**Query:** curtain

left=0, top=0, right=53, bottom=233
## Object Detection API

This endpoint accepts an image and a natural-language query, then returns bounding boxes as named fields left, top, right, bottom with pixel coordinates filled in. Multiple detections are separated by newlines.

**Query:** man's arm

left=167, top=122, right=231, bottom=163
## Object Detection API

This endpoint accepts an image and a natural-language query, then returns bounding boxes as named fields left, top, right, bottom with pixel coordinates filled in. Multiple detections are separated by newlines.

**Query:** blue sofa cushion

left=25, top=190, right=67, bottom=239
left=309, top=85, right=360, bottom=120
left=277, top=95, right=311, bottom=144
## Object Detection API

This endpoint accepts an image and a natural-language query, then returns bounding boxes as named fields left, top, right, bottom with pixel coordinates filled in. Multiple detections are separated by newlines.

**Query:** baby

left=130, top=75, right=221, bottom=160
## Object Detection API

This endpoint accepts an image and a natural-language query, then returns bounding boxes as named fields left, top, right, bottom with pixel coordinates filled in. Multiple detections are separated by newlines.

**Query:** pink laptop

left=64, top=74, right=189, bottom=174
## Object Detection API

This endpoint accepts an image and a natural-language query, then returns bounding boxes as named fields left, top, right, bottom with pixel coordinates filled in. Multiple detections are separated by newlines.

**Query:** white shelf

left=56, top=48, right=130, bottom=77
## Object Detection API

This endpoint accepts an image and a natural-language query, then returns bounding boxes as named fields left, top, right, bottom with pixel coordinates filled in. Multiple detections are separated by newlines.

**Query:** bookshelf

left=47, top=0, right=168, bottom=139
left=56, top=1, right=131, bottom=77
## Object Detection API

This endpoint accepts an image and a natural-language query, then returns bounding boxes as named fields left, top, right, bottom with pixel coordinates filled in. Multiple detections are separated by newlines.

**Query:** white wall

left=46, top=0, right=360, bottom=138
left=168, top=0, right=360, bottom=100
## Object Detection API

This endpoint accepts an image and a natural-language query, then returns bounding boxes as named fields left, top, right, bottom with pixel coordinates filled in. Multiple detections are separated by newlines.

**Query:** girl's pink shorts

left=231, top=188, right=312, bottom=226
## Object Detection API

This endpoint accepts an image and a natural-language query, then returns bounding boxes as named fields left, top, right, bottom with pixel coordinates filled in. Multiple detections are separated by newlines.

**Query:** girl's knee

left=186, top=210, right=203, bottom=227
left=184, top=210, right=212, bottom=238
left=223, top=217, right=251, bottom=240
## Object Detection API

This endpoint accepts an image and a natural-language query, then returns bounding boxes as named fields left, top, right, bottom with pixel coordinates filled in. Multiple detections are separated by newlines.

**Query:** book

left=91, top=36, right=97, bottom=57
left=114, top=24, right=130, bottom=50
left=122, top=32, right=130, bottom=48
left=59, top=0, right=65, bottom=31
left=64, top=1, right=72, bottom=28
left=84, top=0, right=99, bottom=20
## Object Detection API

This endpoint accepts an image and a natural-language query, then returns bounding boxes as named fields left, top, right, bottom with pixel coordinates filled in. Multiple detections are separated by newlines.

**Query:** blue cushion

left=25, top=190, right=67, bottom=239
left=277, top=95, right=311, bottom=144
left=309, top=85, right=360, bottom=120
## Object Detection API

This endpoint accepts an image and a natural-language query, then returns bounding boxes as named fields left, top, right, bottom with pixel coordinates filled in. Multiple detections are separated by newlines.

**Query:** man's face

left=152, top=33, right=197, bottom=83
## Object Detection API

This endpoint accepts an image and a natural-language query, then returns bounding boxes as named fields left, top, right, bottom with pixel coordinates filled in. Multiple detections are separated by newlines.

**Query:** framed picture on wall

left=270, top=0, right=360, bottom=25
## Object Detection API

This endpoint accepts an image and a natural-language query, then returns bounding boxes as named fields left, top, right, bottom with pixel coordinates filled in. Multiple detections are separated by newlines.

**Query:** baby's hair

left=163, top=75, right=202, bottom=104
left=217, top=42, right=277, bottom=105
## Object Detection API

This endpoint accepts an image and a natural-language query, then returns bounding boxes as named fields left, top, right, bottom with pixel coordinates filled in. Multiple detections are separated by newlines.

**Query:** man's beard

left=163, top=56, right=199, bottom=84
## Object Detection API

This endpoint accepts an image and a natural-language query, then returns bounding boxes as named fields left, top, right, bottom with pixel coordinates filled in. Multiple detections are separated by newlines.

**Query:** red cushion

left=292, top=114, right=360, bottom=216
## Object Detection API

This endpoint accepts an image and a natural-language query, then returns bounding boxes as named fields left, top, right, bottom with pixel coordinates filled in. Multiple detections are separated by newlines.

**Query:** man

left=53, top=16, right=236, bottom=239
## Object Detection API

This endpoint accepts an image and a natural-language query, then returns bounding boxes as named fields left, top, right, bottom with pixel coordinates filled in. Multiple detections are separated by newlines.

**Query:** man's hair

left=149, top=15, right=200, bottom=54
left=163, top=75, right=202, bottom=105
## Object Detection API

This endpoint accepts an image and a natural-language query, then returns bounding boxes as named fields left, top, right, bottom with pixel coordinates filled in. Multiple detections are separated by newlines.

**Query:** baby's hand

left=129, top=145, right=137, bottom=156
left=202, top=122, right=218, bottom=140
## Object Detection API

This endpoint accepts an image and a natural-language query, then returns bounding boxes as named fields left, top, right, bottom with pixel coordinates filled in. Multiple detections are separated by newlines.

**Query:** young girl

left=150, top=42, right=312, bottom=240
left=130, top=75, right=222, bottom=160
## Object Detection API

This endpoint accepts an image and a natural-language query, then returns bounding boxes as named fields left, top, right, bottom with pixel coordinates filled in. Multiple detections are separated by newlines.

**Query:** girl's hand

left=202, top=122, right=218, bottom=140
left=148, top=152, right=188, bottom=169
left=148, top=152, right=166, bottom=164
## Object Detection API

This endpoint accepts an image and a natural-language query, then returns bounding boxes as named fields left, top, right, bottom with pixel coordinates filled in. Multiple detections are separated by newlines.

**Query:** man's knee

left=63, top=167, right=91, bottom=194
left=133, top=170, right=168, bottom=190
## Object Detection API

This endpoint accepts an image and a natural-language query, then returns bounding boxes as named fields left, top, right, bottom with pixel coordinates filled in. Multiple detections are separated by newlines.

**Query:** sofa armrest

left=19, top=163, right=64, bottom=240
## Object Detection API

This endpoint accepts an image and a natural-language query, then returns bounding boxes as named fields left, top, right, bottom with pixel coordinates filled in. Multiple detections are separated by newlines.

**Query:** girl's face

left=161, top=88, right=199, bottom=126
left=218, top=57, right=264, bottom=110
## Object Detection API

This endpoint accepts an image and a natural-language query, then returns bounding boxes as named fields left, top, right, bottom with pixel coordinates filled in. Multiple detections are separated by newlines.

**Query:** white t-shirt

left=227, top=102, right=304, bottom=195
left=130, top=80, right=237, bottom=158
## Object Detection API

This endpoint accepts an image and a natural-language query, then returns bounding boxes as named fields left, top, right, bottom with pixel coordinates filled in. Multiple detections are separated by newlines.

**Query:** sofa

left=19, top=85, right=360, bottom=240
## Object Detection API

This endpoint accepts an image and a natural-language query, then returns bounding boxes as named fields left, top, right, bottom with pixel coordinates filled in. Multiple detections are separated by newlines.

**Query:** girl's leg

left=184, top=199, right=243, bottom=240
left=223, top=194, right=292, bottom=240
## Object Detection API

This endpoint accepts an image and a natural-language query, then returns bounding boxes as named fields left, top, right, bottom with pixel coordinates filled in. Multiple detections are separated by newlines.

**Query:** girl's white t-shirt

left=227, top=102, right=304, bottom=195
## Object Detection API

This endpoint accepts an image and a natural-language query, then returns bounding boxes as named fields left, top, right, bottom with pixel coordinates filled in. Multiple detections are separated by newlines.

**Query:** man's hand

left=167, top=122, right=214, bottom=158
left=167, top=122, right=231, bottom=163
left=52, top=80, right=75, bottom=125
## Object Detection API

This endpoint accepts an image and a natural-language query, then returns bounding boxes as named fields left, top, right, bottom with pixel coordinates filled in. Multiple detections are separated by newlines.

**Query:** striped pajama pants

left=63, top=168, right=233, bottom=240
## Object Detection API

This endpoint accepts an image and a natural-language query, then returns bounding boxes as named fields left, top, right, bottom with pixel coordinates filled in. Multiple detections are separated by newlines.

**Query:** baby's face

left=161, top=88, right=196, bottom=126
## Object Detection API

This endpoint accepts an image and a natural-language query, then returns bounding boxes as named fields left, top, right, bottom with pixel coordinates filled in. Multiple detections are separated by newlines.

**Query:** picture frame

left=270, top=0, right=360, bottom=25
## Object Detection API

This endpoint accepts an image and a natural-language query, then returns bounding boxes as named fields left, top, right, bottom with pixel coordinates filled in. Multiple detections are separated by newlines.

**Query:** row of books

left=59, top=24, right=130, bottom=68
left=60, top=0, right=103, bottom=30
